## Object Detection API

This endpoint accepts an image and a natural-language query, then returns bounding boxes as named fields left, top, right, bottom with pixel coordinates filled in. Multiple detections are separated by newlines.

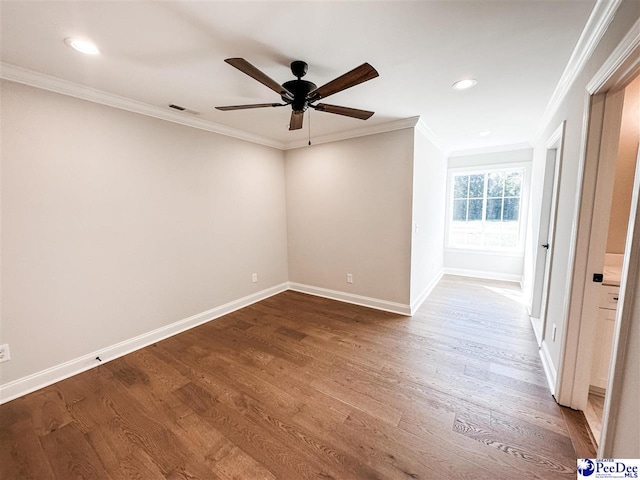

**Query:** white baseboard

left=443, top=267, right=522, bottom=284
left=288, top=282, right=412, bottom=316
left=1, top=278, right=439, bottom=404
left=529, top=316, right=543, bottom=347
left=539, top=340, right=558, bottom=396
left=410, top=270, right=444, bottom=314
left=0, top=283, right=288, bottom=405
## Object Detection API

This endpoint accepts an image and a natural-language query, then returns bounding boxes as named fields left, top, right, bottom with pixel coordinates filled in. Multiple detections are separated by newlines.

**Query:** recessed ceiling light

left=478, top=130, right=491, bottom=136
left=452, top=78, right=477, bottom=90
left=64, top=37, right=99, bottom=55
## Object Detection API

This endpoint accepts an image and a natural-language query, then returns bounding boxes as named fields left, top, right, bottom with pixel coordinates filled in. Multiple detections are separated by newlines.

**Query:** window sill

left=444, top=247, right=525, bottom=258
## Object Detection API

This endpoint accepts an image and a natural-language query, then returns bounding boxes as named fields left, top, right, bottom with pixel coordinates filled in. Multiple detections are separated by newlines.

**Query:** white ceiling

left=0, top=1, right=595, bottom=152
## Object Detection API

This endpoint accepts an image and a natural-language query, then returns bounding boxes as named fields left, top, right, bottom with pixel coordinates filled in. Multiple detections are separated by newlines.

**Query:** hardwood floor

left=584, top=392, right=605, bottom=447
left=0, top=275, right=594, bottom=479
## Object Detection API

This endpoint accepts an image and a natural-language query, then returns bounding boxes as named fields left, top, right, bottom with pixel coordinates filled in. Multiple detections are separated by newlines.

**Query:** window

left=447, top=167, right=525, bottom=251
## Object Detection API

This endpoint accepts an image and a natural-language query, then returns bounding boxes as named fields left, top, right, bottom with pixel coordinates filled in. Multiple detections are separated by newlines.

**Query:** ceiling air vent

left=167, top=104, right=201, bottom=115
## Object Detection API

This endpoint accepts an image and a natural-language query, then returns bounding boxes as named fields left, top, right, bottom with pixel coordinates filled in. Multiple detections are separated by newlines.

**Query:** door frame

left=600, top=145, right=640, bottom=455
left=554, top=20, right=640, bottom=455
left=566, top=89, right=625, bottom=412
left=531, top=122, right=565, bottom=345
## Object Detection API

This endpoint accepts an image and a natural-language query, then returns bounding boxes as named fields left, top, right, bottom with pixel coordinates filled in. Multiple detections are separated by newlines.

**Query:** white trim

left=534, top=0, right=623, bottom=142
left=535, top=121, right=566, bottom=343
left=442, top=267, right=522, bottom=284
left=283, top=116, right=420, bottom=150
left=448, top=143, right=532, bottom=158
left=0, top=64, right=429, bottom=153
left=444, top=247, right=524, bottom=258
left=529, top=316, right=543, bottom=346
left=415, top=118, right=449, bottom=156
left=545, top=121, right=565, bottom=150
left=447, top=161, right=532, bottom=175
left=444, top=162, right=532, bottom=253
left=555, top=93, right=601, bottom=408
left=0, top=283, right=288, bottom=405
left=410, top=270, right=444, bottom=315
left=288, top=282, right=412, bottom=316
left=540, top=340, right=558, bottom=396
left=587, top=17, right=640, bottom=93
left=0, top=63, right=285, bottom=150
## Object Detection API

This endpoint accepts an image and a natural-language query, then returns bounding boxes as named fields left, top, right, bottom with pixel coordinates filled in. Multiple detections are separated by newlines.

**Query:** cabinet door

left=590, top=308, right=617, bottom=389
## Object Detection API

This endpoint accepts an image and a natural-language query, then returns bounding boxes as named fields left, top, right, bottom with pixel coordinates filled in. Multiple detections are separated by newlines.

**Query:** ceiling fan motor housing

left=282, top=79, right=317, bottom=113
left=290, top=60, right=308, bottom=79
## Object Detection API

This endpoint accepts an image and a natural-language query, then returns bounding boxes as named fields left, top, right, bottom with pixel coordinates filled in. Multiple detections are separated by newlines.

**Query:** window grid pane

left=449, top=169, right=523, bottom=250
left=454, top=175, right=469, bottom=199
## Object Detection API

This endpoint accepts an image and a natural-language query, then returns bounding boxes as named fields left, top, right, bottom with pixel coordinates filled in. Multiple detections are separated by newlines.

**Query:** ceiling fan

left=216, top=58, right=379, bottom=130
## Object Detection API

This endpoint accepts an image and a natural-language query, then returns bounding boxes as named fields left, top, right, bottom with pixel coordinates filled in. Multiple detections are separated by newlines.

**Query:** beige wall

left=527, top=0, right=639, bottom=457
left=606, top=75, right=640, bottom=254
left=0, top=80, right=443, bottom=394
left=0, top=80, right=289, bottom=384
left=285, top=129, right=414, bottom=305
left=410, top=128, right=447, bottom=305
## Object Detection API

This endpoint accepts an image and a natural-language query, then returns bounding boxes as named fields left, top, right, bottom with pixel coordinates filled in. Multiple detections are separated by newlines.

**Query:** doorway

left=530, top=123, right=565, bottom=346
left=557, top=44, right=640, bottom=456
left=581, top=76, right=640, bottom=447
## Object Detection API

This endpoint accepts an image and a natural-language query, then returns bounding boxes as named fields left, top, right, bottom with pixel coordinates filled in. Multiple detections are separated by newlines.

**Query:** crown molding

left=283, top=116, right=420, bottom=150
left=415, top=118, right=449, bottom=156
left=587, top=16, right=640, bottom=94
left=448, top=142, right=533, bottom=158
left=0, top=63, right=286, bottom=150
left=534, top=0, right=623, bottom=142
left=1, top=63, right=430, bottom=153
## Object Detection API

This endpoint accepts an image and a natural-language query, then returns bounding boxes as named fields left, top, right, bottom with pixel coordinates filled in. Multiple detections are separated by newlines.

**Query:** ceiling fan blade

left=307, top=63, right=378, bottom=101
left=312, top=103, right=374, bottom=120
left=225, top=58, right=293, bottom=99
left=289, top=111, right=304, bottom=130
left=216, top=103, right=286, bottom=111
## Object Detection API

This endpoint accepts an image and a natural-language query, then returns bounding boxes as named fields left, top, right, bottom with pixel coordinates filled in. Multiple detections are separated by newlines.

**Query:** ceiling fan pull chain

left=308, top=109, right=312, bottom=146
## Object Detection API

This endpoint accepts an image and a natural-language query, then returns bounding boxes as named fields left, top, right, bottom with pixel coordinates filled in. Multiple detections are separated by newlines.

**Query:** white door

left=531, top=123, right=564, bottom=344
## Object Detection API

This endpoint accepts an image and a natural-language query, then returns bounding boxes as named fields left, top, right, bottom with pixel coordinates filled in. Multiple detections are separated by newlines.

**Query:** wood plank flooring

left=0, top=275, right=594, bottom=479
left=584, top=393, right=605, bottom=447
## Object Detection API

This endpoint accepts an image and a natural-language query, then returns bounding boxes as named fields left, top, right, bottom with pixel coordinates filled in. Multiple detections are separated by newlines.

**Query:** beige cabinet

left=590, top=285, right=619, bottom=389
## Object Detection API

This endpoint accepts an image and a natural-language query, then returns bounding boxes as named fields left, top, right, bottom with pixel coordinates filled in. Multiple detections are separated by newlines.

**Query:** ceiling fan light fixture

left=64, top=37, right=100, bottom=55
left=452, top=78, right=477, bottom=90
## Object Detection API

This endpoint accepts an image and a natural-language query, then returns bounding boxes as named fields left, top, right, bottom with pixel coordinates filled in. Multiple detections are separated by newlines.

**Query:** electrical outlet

left=347, top=273, right=353, bottom=284
left=252, top=273, right=258, bottom=283
left=0, top=344, right=10, bottom=363
left=552, top=324, right=557, bottom=341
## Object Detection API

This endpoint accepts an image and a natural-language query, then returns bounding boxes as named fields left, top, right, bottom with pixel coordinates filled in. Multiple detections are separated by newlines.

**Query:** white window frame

left=444, top=162, right=531, bottom=255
